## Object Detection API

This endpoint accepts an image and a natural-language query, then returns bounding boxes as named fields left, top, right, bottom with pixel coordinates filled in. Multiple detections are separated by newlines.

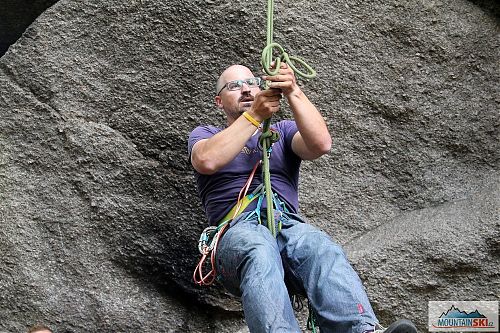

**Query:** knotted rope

left=259, top=0, right=316, bottom=237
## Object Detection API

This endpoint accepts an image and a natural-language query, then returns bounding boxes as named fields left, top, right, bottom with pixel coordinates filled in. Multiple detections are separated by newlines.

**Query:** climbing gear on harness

left=193, top=160, right=261, bottom=286
left=218, top=183, right=263, bottom=226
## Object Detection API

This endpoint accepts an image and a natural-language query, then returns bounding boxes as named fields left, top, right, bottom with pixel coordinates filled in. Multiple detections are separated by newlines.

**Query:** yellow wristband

left=242, top=112, right=261, bottom=127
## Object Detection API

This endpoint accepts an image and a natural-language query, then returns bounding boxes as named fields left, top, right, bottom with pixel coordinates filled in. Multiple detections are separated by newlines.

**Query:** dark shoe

left=365, top=319, right=418, bottom=333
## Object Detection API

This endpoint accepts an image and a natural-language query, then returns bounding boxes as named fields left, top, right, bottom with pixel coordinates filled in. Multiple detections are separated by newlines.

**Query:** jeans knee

left=283, top=225, right=347, bottom=265
left=220, top=224, right=281, bottom=271
left=242, top=237, right=281, bottom=271
left=306, top=231, right=345, bottom=258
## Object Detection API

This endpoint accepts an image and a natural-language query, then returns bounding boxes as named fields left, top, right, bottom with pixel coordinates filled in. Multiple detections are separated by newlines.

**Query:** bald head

left=27, top=325, right=52, bottom=333
left=216, top=65, right=255, bottom=95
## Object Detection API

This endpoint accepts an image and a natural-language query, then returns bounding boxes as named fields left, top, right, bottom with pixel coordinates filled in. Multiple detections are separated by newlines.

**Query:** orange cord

left=193, top=161, right=261, bottom=286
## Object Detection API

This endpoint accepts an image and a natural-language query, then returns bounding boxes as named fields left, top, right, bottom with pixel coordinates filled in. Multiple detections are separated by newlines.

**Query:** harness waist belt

left=217, top=192, right=260, bottom=226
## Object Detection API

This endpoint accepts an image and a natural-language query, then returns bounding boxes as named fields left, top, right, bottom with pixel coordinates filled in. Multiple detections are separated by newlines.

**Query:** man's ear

left=215, top=95, right=223, bottom=109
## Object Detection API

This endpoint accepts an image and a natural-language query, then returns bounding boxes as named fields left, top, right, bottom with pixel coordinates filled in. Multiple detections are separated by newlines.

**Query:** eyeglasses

left=217, top=77, right=262, bottom=95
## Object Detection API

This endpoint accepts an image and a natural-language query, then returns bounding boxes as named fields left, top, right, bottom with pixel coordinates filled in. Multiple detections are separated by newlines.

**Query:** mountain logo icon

left=439, top=305, right=487, bottom=319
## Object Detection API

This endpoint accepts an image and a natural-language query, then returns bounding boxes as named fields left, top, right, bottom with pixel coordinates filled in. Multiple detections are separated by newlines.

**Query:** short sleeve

left=187, top=125, right=221, bottom=158
left=274, top=120, right=299, bottom=153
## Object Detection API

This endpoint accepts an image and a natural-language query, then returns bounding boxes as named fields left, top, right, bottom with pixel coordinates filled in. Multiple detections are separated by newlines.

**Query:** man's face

left=215, top=66, right=261, bottom=124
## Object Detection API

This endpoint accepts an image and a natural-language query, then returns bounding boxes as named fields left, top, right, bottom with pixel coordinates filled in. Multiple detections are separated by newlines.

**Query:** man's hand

left=261, top=62, right=332, bottom=160
left=263, top=62, right=300, bottom=97
left=247, top=88, right=282, bottom=122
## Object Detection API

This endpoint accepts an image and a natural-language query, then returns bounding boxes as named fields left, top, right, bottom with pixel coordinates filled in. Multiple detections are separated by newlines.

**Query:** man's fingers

left=264, top=95, right=281, bottom=102
left=260, top=88, right=283, bottom=97
left=267, top=61, right=288, bottom=70
left=264, top=74, right=289, bottom=82
left=263, top=73, right=294, bottom=81
left=264, top=101, right=280, bottom=108
left=268, top=81, right=293, bottom=89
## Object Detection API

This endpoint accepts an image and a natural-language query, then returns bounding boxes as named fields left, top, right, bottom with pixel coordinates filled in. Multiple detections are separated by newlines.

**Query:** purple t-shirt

left=188, top=120, right=301, bottom=225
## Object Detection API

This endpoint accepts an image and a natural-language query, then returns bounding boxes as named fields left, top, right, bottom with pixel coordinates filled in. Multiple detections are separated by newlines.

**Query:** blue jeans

left=215, top=211, right=378, bottom=333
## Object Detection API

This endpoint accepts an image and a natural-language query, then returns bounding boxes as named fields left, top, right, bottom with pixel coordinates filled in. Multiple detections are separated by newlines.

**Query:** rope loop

left=287, top=55, right=317, bottom=79
left=261, top=42, right=316, bottom=79
left=258, top=128, right=280, bottom=151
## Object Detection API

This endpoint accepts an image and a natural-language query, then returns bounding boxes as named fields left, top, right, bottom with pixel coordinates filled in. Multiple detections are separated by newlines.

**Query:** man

left=188, top=64, right=417, bottom=333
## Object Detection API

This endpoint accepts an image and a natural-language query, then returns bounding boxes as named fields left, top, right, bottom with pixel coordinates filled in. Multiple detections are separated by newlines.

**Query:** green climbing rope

left=259, top=0, right=316, bottom=237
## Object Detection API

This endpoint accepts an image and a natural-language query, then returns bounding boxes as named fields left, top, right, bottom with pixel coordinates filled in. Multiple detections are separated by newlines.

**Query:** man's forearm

left=288, top=89, right=332, bottom=158
left=191, top=115, right=258, bottom=175
left=264, top=63, right=331, bottom=159
left=193, top=86, right=282, bottom=175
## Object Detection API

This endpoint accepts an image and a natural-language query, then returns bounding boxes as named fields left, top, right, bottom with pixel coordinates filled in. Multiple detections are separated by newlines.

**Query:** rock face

left=0, top=0, right=498, bottom=332
left=347, top=177, right=499, bottom=328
